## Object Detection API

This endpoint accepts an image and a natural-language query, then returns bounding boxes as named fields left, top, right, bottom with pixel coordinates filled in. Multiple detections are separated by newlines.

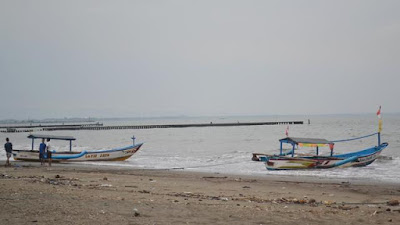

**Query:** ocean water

left=1, top=114, right=399, bottom=183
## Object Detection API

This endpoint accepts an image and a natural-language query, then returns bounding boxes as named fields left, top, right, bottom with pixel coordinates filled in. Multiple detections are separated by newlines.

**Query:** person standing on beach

left=46, top=138, right=52, bottom=166
left=4, top=138, right=12, bottom=166
left=39, top=138, right=46, bottom=166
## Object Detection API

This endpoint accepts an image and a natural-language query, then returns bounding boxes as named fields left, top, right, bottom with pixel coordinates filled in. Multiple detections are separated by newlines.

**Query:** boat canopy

left=27, top=134, right=76, bottom=151
left=279, top=137, right=333, bottom=147
left=27, top=134, right=76, bottom=141
left=279, top=137, right=334, bottom=156
left=278, top=132, right=381, bottom=157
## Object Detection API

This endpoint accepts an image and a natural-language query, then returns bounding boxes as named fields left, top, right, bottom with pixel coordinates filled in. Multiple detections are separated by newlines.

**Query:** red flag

left=285, top=126, right=289, bottom=137
left=377, top=106, right=381, bottom=119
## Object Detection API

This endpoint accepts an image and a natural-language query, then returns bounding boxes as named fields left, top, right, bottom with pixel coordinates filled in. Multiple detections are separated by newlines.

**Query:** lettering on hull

left=358, top=154, right=376, bottom=163
left=123, top=149, right=136, bottom=154
left=85, top=154, right=97, bottom=158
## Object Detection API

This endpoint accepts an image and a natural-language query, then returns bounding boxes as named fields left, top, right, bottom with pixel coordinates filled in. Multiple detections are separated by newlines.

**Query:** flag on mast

left=377, top=105, right=382, bottom=119
left=377, top=106, right=382, bottom=132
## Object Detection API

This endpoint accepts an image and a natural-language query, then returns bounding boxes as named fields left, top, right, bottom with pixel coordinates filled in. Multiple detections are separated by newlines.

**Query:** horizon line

left=1, top=112, right=398, bottom=122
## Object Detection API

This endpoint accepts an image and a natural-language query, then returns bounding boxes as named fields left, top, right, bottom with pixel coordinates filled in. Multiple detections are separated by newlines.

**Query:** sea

left=1, top=114, right=399, bottom=184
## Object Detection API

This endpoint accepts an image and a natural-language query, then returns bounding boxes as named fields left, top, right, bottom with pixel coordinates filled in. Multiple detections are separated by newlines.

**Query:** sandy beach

left=1, top=161, right=399, bottom=225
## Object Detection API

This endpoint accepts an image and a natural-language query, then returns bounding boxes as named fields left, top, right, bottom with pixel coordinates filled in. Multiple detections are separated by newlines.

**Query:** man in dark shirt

left=4, top=137, right=12, bottom=166
left=39, top=138, right=46, bottom=166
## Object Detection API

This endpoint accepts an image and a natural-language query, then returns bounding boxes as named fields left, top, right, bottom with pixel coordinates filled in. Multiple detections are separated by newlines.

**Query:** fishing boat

left=12, top=134, right=143, bottom=162
left=255, top=107, right=389, bottom=170
left=260, top=133, right=388, bottom=170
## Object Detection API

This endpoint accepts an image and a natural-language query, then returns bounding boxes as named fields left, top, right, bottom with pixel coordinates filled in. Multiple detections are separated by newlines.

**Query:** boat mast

left=132, top=136, right=136, bottom=145
left=378, top=132, right=381, bottom=146
left=377, top=106, right=382, bottom=146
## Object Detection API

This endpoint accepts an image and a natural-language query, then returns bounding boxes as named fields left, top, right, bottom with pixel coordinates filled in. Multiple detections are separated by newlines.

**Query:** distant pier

left=0, top=121, right=303, bottom=133
left=0, top=122, right=103, bottom=133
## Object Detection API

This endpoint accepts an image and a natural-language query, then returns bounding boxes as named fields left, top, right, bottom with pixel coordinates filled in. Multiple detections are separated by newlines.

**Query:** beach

left=1, top=161, right=399, bottom=225
left=2, top=1, right=400, bottom=224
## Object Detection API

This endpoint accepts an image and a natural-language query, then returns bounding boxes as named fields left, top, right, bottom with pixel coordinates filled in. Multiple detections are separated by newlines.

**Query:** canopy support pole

left=69, top=140, right=72, bottom=152
left=280, top=141, right=283, bottom=156
left=316, top=146, right=319, bottom=156
left=31, top=139, right=34, bottom=150
left=329, top=143, right=334, bottom=156
left=291, top=144, right=295, bottom=157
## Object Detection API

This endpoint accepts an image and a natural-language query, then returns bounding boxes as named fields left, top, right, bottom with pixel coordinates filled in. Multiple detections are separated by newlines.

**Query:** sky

left=1, top=0, right=399, bottom=120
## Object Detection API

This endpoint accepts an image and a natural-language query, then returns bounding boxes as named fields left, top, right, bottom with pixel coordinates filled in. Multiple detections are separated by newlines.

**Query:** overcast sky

left=1, top=0, right=399, bottom=119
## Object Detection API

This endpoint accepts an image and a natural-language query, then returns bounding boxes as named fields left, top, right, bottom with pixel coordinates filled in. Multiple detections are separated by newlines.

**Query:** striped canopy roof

left=280, top=137, right=333, bottom=146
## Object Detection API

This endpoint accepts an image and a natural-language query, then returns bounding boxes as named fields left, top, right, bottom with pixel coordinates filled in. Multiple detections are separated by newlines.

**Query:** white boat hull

left=13, top=143, right=143, bottom=162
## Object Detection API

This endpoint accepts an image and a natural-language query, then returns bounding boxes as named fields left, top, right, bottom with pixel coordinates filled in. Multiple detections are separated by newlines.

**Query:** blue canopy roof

left=27, top=134, right=76, bottom=141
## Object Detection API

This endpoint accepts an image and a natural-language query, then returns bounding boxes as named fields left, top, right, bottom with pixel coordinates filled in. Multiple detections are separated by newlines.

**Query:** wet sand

left=1, top=161, right=399, bottom=224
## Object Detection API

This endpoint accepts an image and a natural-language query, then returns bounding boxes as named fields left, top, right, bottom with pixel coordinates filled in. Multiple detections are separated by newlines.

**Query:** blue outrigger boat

left=13, top=134, right=143, bottom=162
left=254, top=131, right=388, bottom=170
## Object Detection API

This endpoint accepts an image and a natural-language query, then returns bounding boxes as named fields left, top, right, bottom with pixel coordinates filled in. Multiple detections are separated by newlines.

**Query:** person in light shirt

left=46, top=138, right=52, bottom=166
